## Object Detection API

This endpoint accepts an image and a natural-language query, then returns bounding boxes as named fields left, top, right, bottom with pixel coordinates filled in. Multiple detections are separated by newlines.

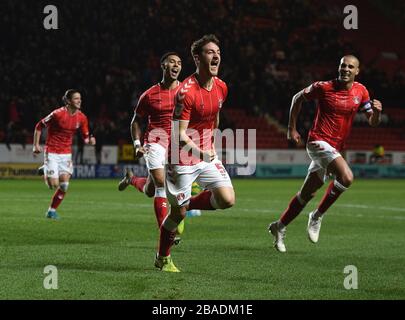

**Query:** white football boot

left=268, top=222, right=287, bottom=253
left=307, top=211, right=323, bottom=243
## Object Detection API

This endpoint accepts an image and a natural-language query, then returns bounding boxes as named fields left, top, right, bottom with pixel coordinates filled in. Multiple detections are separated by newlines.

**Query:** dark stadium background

left=1, top=0, right=404, bottom=153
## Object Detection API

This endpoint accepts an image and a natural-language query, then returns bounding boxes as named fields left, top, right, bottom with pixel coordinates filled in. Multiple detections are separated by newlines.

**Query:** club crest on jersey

left=353, top=96, right=361, bottom=104
left=76, top=122, right=80, bottom=129
left=176, top=193, right=185, bottom=201
left=218, top=99, right=223, bottom=109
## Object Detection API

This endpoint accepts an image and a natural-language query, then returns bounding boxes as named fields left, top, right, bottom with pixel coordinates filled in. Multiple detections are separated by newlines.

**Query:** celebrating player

left=155, top=34, right=235, bottom=272
left=268, top=55, right=383, bottom=252
left=118, top=52, right=185, bottom=236
left=33, top=89, right=96, bottom=219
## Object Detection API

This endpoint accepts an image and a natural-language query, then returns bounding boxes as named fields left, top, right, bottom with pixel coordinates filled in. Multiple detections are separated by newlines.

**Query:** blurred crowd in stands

left=1, top=0, right=404, bottom=150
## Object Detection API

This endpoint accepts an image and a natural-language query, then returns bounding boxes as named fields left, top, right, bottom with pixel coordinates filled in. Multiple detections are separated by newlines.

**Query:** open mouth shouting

left=340, top=71, right=351, bottom=81
left=170, top=68, right=179, bottom=78
left=210, top=59, right=220, bottom=74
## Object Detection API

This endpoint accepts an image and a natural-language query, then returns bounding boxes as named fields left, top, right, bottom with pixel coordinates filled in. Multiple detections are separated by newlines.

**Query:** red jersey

left=35, top=106, right=90, bottom=154
left=303, top=80, right=371, bottom=151
left=135, top=83, right=180, bottom=149
left=172, top=74, right=228, bottom=165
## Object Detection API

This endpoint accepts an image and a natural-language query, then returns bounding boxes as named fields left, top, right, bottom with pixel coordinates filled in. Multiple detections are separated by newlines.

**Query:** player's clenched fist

left=134, top=146, right=145, bottom=160
left=33, top=144, right=43, bottom=154
left=84, top=136, right=96, bottom=145
left=371, top=99, right=382, bottom=113
left=199, top=149, right=216, bottom=162
left=287, top=127, right=301, bottom=145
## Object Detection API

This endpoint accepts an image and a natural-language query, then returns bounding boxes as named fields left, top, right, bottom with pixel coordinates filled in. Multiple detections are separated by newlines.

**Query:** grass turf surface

left=0, top=178, right=404, bottom=299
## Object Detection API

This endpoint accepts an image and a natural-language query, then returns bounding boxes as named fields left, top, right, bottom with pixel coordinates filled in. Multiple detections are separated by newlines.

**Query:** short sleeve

left=134, top=92, right=149, bottom=118
left=218, top=78, right=228, bottom=102
left=42, top=111, right=55, bottom=127
left=359, top=86, right=372, bottom=113
left=302, top=81, right=324, bottom=101
left=35, top=111, right=54, bottom=131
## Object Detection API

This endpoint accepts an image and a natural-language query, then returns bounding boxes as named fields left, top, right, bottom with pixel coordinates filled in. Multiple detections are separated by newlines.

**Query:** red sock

left=317, top=181, right=345, bottom=214
left=158, top=226, right=176, bottom=257
left=130, top=176, right=147, bottom=193
left=280, top=194, right=306, bottom=226
left=188, top=190, right=215, bottom=210
left=50, top=188, right=66, bottom=210
left=154, top=197, right=168, bottom=227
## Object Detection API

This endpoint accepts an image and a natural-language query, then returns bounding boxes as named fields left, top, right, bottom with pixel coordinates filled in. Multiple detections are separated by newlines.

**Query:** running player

left=155, top=34, right=235, bottom=272
left=268, top=55, right=383, bottom=252
left=118, top=52, right=184, bottom=235
left=33, top=89, right=96, bottom=219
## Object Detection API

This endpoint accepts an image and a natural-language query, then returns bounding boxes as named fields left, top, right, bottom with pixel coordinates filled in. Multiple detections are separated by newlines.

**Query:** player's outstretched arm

left=367, top=99, right=382, bottom=127
left=287, top=90, right=305, bottom=145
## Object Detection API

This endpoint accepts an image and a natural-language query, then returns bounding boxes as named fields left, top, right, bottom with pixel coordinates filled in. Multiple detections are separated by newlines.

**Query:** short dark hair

left=341, top=54, right=360, bottom=67
left=160, top=52, right=180, bottom=65
left=191, top=34, right=220, bottom=57
left=63, top=89, right=80, bottom=104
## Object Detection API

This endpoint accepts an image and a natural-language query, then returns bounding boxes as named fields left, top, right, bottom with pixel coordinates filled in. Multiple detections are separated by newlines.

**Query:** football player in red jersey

left=155, top=35, right=235, bottom=272
left=118, top=52, right=185, bottom=238
left=33, top=89, right=96, bottom=219
left=269, top=55, right=383, bottom=252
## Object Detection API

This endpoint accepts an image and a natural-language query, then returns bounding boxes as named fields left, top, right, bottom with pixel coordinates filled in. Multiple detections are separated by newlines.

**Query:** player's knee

left=59, top=182, right=69, bottom=192
left=217, top=194, right=235, bottom=209
left=340, top=171, right=354, bottom=187
left=47, top=181, right=59, bottom=190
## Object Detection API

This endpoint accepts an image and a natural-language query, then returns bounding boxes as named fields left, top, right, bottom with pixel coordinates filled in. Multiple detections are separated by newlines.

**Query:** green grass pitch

left=0, top=178, right=404, bottom=299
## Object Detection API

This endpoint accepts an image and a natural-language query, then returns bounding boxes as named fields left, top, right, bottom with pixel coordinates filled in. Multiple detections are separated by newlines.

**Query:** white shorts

left=143, top=143, right=166, bottom=171
left=44, top=153, right=73, bottom=179
left=306, top=140, right=341, bottom=180
left=165, top=158, right=233, bottom=207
